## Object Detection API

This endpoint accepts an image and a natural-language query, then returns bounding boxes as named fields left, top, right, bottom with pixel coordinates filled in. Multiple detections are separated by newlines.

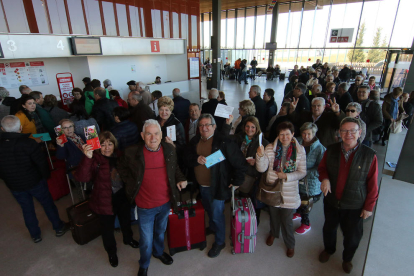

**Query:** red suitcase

left=47, top=167, right=70, bottom=201
left=167, top=200, right=207, bottom=256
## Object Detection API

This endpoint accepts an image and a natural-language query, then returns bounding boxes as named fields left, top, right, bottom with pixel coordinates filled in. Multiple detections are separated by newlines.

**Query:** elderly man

left=249, top=85, right=267, bottom=131
left=290, top=97, right=345, bottom=148
left=334, top=83, right=353, bottom=112
left=349, top=75, right=364, bottom=101
left=184, top=103, right=201, bottom=143
left=292, top=83, right=310, bottom=113
left=172, top=88, right=191, bottom=125
left=318, top=117, right=378, bottom=274
left=118, top=119, right=187, bottom=276
left=128, top=91, right=155, bottom=134
left=201, top=88, right=227, bottom=131
left=356, top=85, right=383, bottom=147
left=90, top=87, right=119, bottom=131
left=137, top=82, right=152, bottom=105
left=185, top=114, right=246, bottom=258
left=0, top=116, right=69, bottom=243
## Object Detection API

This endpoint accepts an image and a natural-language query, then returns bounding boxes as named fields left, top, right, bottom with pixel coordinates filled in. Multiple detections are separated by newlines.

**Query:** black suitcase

left=279, top=73, right=286, bottom=80
left=207, top=77, right=213, bottom=90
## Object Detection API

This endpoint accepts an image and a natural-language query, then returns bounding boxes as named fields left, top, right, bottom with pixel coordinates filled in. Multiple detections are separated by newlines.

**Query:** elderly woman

left=230, top=99, right=256, bottom=135
left=69, top=101, right=100, bottom=142
left=75, top=131, right=139, bottom=267
left=43, top=94, right=69, bottom=126
left=157, top=96, right=185, bottom=152
left=15, top=95, right=43, bottom=143
left=256, top=121, right=306, bottom=258
left=344, top=102, right=366, bottom=142
left=382, top=87, right=405, bottom=146
left=293, top=123, right=326, bottom=234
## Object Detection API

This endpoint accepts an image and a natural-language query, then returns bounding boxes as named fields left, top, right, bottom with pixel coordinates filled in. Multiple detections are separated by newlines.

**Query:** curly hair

left=239, top=100, right=256, bottom=116
left=157, top=96, right=174, bottom=111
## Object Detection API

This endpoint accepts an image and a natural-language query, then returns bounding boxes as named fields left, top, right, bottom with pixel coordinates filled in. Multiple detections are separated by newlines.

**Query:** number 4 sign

left=151, top=41, right=160, bottom=52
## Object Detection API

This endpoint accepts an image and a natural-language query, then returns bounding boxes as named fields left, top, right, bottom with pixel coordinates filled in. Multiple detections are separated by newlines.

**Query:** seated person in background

left=155, top=76, right=162, bottom=84
left=111, top=107, right=140, bottom=151
left=109, top=90, right=128, bottom=109
left=43, top=94, right=69, bottom=126
left=273, top=64, right=281, bottom=79
left=69, top=101, right=100, bottom=142
left=149, top=90, right=162, bottom=116
left=289, top=65, right=300, bottom=80
left=266, top=65, right=274, bottom=80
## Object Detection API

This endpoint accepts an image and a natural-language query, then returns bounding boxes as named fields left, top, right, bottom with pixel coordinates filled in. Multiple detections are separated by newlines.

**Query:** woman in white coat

left=256, top=121, right=307, bottom=258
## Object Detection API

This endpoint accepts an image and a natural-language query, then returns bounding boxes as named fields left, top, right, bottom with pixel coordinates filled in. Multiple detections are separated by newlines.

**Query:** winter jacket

left=251, top=95, right=267, bottom=132
left=296, top=137, right=325, bottom=196
left=158, top=113, right=186, bottom=155
left=113, top=96, right=128, bottom=109
left=90, top=98, right=119, bottom=131
left=84, top=91, right=95, bottom=115
left=382, top=93, right=405, bottom=120
left=35, top=104, right=56, bottom=137
left=0, top=132, right=50, bottom=191
left=265, top=99, right=278, bottom=130
left=117, top=142, right=186, bottom=213
left=333, top=91, right=353, bottom=112
left=56, top=138, right=84, bottom=172
left=185, top=131, right=247, bottom=200
left=201, top=99, right=226, bottom=131
left=130, top=101, right=156, bottom=133
left=15, top=111, right=37, bottom=139
left=111, top=120, right=140, bottom=151
left=172, top=96, right=191, bottom=126
left=256, top=137, right=307, bottom=209
left=359, top=99, right=383, bottom=141
left=44, top=106, right=69, bottom=126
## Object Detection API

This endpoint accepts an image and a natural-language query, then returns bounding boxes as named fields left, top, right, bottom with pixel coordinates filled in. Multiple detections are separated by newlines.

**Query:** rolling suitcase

left=279, top=73, right=286, bottom=80
left=66, top=174, right=101, bottom=245
left=167, top=184, right=206, bottom=256
left=206, top=76, right=213, bottom=90
left=47, top=166, right=70, bottom=200
left=230, top=187, right=257, bottom=254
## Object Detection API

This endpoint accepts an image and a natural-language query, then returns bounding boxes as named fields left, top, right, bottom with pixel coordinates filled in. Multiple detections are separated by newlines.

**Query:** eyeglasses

left=199, top=124, right=214, bottom=128
left=339, top=129, right=359, bottom=134
left=345, top=109, right=357, bottom=113
left=62, top=126, right=74, bottom=130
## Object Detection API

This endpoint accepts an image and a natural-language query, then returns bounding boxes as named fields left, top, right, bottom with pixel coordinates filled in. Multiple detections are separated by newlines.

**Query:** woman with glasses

left=69, top=101, right=100, bottom=142
left=343, top=102, right=366, bottom=142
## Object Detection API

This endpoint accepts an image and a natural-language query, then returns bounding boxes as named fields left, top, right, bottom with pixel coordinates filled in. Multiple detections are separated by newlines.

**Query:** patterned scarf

left=273, top=139, right=297, bottom=173
left=67, top=134, right=85, bottom=151
left=31, top=112, right=46, bottom=133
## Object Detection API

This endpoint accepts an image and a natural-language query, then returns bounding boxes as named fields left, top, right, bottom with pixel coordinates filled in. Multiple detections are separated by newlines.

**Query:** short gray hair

left=300, top=122, right=318, bottom=135
left=338, top=82, right=349, bottom=91
left=250, top=85, right=261, bottom=96
left=326, top=74, right=334, bottom=79
left=103, top=79, right=111, bottom=86
left=340, top=117, right=362, bottom=130
left=142, top=119, right=162, bottom=133
left=0, top=87, right=9, bottom=99
left=198, top=113, right=216, bottom=126
left=355, top=75, right=364, bottom=81
left=313, top=84, right=322, bottom=93
left=312, top=97, right=326, bottom=106
left=137, top=81, right=145, bottom=90
left=1, top=115, right=21, bottom=133
left=172, top=88, right=180, bottom=97
left=130, top=91, right=142, bottom=101
left=209, top=88, right=219, bottom=99
left=346, top=102, right=362, bottom=113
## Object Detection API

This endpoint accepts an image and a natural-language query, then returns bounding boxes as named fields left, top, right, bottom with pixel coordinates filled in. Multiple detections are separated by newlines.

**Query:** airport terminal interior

left=0, top=0, right=413, bottom=275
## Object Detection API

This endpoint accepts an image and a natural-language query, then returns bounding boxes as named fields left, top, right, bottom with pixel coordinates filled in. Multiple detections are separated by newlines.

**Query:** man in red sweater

left=117, top=119, right=187, bottom=276
left=318, top=117, right=378, bottom=274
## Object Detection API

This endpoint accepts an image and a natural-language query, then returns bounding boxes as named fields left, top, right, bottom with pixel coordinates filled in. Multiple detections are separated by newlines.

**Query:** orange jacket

left=234, top=60, right=241, bottom=69
left=15, top=111, right=37, bottom=139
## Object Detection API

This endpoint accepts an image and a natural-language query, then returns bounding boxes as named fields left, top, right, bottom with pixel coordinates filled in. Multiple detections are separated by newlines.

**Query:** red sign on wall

left=151, top=41, right=160, bottom=52
left=56, top=72, right=74, bottom=110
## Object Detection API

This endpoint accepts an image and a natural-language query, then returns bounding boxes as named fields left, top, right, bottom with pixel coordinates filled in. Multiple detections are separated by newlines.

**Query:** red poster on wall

left=56, top=72, right=74, bottom=111
left=151, top=41, right=160, bottom=52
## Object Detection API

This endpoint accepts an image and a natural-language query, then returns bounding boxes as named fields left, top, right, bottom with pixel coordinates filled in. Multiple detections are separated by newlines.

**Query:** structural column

left=402, top=39, right=414, bottom=93
left=268, top=3, right=279, bottom=68
left=211, top=0, right=221, bottom=90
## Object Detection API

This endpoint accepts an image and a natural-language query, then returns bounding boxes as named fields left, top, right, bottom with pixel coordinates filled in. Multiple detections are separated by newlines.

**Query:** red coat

left=75, top=152, right=122, bottom=215
left=114, top=96, right=128, bottom=109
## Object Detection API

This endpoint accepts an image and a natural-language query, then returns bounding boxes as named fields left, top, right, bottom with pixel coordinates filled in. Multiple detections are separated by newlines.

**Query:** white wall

left=166, top=53, right=188, bottom=82
left=67, top=57, right=90, bottom=89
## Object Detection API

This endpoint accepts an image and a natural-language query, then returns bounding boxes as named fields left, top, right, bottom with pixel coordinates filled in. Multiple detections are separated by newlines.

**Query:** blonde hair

left=157, top=96, right=174, bottom=111
left=239, top=100, right=256, bottom=116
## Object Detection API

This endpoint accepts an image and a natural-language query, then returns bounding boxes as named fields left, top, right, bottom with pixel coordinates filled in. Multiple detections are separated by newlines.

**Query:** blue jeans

left=251, top=67, right=256, bottom=78
left=200, top=186, right=225, bottom=245
left=136, top=201, right=171, bottom=269
left=239, top=71, right=247, bottom=83
left=11, top=180, right=64, bottom=239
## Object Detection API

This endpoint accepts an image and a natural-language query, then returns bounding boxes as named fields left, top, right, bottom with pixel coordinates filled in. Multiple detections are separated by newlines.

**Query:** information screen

left=71, top=37, right=102, bottom=55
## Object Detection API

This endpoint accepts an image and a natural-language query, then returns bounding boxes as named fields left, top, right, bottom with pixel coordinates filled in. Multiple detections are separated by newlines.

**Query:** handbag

left=389, top=120, right=402, bottom=134
left=299, top=177, right=314, bottom=214
left=238, top=174, right=256, bottom=194
left=256, top=174, right=283, bottom=207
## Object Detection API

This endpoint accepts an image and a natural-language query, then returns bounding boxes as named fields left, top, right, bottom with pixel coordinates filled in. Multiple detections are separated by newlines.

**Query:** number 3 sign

left=151, top=41, right=160, bottom=52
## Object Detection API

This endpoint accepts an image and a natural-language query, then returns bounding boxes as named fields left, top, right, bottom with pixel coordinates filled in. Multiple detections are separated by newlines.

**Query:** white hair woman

left=344, top=102, right=366, bottom=142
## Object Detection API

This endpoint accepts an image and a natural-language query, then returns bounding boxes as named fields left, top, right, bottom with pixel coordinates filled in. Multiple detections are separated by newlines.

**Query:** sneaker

left=56, top=222, right=70, bottom=237
left=207, top=243, right=225, bottom=258
left=295, top=224, right=311, bottom=235
left=32, top=237, right=42, bottom=243
left=292, top=213, right=301, bottom=220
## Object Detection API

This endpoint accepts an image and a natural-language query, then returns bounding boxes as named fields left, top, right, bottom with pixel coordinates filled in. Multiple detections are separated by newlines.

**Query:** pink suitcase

left=230, top=187, right=257, bottom=254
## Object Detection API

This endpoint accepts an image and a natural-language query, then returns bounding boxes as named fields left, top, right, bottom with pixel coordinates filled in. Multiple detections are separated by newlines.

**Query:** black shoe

left=124, top=239, right=139, bottom=248
left=153, top=252, right=173, bottom=265
left=108, top=254, right=118, bottom=267
left=205, top=227, right=215, bottom=236
left=245, top=82, right=248, bottom=84
left=381, top=140, right=387, bottom=146
left=208, top=243, right=225, bottom=258
left=56, top=222, right=70, bottom=237
left=138, top=267, right=148, bottom=276
left=32, top=237, right=42, bottom=243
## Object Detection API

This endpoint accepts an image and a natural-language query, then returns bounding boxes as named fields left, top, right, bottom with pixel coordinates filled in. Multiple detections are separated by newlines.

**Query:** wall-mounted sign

left=71, top=37, right=102, bottom=55
left=56, top=72, right=74, bottom=108
left=189, top=58, right=199, bottom=78
left=330, top=28, right=354, bottom=43
left=0, top=61, right=48, bottom=89
left=266, top=42, right=277, bottom=50
left=151, top=41, right=160, bottom=52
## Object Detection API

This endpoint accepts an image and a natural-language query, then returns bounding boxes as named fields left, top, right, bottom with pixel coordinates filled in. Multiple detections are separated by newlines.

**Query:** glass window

left=221, top=11, right=226, bottom=48
left=67, top=0, right=87, bottom=34
left=84, top=0, right=103, bottom=35
left=172, top=12, right=179, bottom=38
left=129, top=6, right=141, bottom=37
left=255, top=7, right=266, bottom=49
left=46, top=0, right=69, bottom=34
left=390, top=0, right=414, bottom=48
left=191, top=15, right=197, bottom=49
left=151, top=9, right=162, bottom=38
left=116, top=4, right=129, bottom=36
left=277, top=5, right=289, bottom=49
left=181, top=13, right=188, bottom=40
left=203, top=13, right=210, bottom=49
left=286, top=2, right=302, bottom=48
left=163, top=11, right=170, bottom=38
left=311, top=1, right=330, bottom=48
left=236, top=9, right=244, bottom=49
left=299, top=1, right=316, bottom=48
left=245, top=8, right=255, bottom=49
left=2, top=0, right=30, bottom=33
left=32, top=0, right=50, bottom=33
left=227, top=10, right=235, bottom=49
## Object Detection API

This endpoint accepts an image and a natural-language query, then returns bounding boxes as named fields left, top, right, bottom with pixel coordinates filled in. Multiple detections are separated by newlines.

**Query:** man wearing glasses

left=317, top=117, right=378, bottom=274
left=185, top=114, right=246, bottom=258
left=349, top=75, right=364, bottom=102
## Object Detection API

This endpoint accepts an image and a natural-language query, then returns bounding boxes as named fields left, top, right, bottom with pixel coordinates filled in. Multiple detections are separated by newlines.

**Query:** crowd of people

left=0, top=63, right=413, bottom=275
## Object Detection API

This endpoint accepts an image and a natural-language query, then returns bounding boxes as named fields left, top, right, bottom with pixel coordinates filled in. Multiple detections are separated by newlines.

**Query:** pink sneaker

left=292, top=213, right=301, bottom=220
left=295, top=224, right=311, bottom=235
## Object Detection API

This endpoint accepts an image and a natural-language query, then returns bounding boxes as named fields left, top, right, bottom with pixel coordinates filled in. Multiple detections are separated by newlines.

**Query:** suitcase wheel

left=231, top=249, right=235, bottom=255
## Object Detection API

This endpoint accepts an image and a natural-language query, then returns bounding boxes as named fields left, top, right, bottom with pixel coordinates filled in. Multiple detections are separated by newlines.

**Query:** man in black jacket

left=334, top=82, right=353, bottom=112
left=90, top=87, right=119, bottom=131
left=201, top=88, right=227, bottom=131
left=185, top=114, right=246, bottom=258
left=0, top=115, right=69, bottom=243
left=128, top=91, right=156, bottom=134
left=249, top=85, right=267, bottom=131
left=172, top=88, right=191, bottom=125
left=292, top=83, right=311, bottom=113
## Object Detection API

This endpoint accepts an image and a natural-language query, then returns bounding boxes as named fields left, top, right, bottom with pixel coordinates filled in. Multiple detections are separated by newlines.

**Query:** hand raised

left=330, top=98, right=340, bottom=113
left=82, top=144, right=94, bottom=159
left=226, top=114, right=234, bottom=125
left=290, top=97, right=299, bottom=111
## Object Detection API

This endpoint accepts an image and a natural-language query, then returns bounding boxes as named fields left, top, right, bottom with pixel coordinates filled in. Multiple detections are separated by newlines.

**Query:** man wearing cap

left=127, top=81, right=151, bottom=105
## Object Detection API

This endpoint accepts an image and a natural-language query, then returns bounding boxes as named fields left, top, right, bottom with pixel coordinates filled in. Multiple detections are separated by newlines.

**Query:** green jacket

left=36, top=105, right=55, bottom=137
left=84, top=89, right=110, bottom=115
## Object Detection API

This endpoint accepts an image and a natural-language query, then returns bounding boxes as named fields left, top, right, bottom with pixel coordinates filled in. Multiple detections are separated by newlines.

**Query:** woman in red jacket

left=75, top=131, right=138, bottom=267
left=109, top=90, right=128, bottom=109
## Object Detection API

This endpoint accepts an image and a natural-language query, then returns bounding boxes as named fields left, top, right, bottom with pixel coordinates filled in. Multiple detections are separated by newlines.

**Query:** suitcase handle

left=177, top=182, right=196, bottom=219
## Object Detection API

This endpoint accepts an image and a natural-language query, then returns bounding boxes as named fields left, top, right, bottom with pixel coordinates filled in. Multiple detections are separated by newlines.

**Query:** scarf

left=273, top=139, right=297, bottom=173
left=390, top=97, right=399, bottom=120
left=240, top=135, right=252, bottom=157
left=31, top=112, right=46, bottom=133
left=67, top=134, right=85, bottom=151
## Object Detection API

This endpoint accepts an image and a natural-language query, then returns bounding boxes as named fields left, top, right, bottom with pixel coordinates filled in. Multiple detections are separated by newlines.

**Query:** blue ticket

left=32, top=132, right=52, bottom=142
left=205, top=150, right=226, bottom=168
